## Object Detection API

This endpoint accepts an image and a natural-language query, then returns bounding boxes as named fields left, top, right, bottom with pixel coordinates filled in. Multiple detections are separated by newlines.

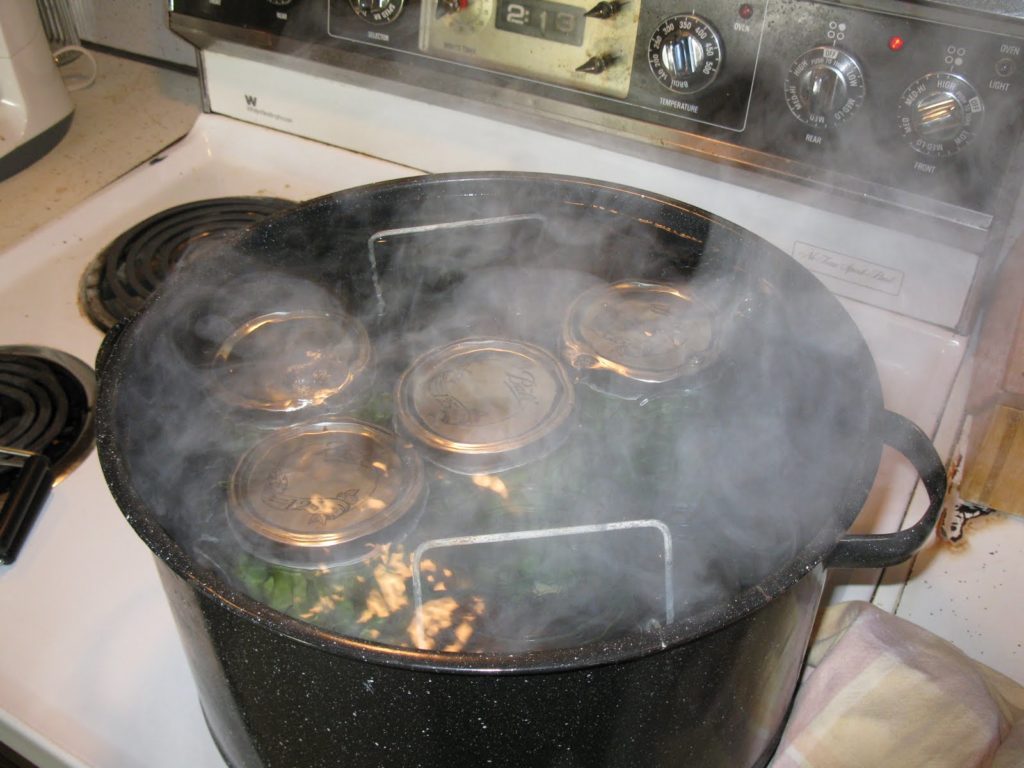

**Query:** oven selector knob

left=351, top=0, right=405, bottom=23
left=784, top=46, right=865, bottom=129
left=897, top=72, right=984, bottom=158
left=648, top=15, right=724, bottom=95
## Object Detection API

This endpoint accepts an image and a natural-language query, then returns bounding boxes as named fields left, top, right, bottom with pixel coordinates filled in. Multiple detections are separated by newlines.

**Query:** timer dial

left=897, top=72, right=984, bottom=157
left=648, top=15, right=723, bottom=95
left=784, top=46, right=865, bottom=129
left=350, top=0, right=405, bottom=24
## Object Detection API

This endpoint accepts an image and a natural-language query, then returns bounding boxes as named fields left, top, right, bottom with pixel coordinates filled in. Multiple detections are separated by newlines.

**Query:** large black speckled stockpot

left=95, top=173, right=946, bottom=768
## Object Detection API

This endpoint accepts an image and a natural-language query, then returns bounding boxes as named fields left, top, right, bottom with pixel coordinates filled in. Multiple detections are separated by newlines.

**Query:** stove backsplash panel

left=171, top=0, right=1024, bottom=230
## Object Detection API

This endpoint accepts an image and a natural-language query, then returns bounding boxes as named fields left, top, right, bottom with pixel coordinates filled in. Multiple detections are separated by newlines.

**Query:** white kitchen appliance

left=1, top=0, right=1023, bottom=765
left=0, top=0, right=73, bottom=180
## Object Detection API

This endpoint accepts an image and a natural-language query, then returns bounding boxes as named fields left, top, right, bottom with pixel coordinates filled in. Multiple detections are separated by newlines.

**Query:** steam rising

left=107, top=176, right=879, bottom=654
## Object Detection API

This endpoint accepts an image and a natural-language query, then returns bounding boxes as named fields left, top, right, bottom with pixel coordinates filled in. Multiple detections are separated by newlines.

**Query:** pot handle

left=826, top=409, right=947, bottom=570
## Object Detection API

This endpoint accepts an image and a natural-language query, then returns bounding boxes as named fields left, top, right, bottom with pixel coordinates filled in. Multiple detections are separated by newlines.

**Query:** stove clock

left=420, top=0, right=641, bottom=98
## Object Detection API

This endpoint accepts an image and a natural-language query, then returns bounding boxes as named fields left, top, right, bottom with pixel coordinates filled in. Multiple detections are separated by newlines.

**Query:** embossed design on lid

left=228, top=420, right=424, bottom=568
left=211, top=310, right=372, bottom=414
left=395, top=338, right=576, bottom=474
left=562, top=280, right=719, bottom=398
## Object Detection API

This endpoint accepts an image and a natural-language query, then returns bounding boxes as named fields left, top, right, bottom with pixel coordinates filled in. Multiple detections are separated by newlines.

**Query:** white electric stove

left=2, top=0, right=1024, bottom=764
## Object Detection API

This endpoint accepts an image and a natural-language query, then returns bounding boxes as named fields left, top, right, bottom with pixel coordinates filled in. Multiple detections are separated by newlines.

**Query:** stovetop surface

left=0, top=115, right=420, bottom=768
left=0, top=113, right=1005, bottom=768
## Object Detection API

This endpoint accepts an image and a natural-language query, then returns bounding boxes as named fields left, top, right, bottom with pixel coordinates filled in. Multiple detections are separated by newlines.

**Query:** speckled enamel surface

left=156, top=557, right=823, bottom=768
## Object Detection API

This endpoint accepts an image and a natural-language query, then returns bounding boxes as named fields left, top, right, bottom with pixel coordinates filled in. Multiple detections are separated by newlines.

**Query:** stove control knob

left=584, top=1, right=624, bottom=19
left=784, top=46, right=865, bottom=129
left=351, top=0, right=405, bottom=23
left=897, top=72, right=984, bottom=157
left=576, top=55, right=618, bottom=74
left=648, top=15, right=724, bottom=95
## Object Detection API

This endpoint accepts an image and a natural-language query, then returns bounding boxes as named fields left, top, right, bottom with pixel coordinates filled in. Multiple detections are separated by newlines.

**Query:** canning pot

left=95, top=173, right=946, bottom=768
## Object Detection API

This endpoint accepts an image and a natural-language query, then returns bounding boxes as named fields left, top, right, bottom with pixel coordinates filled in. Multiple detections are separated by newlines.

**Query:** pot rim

left=96, top=170, right=885, bottom=674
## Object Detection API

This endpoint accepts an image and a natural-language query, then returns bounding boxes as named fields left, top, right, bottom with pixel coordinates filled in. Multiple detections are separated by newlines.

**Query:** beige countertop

left=0, top=50, right=200, bottom=252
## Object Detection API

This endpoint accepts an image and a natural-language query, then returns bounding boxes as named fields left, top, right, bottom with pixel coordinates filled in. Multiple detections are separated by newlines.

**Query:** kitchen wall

left=69, top=0, right=196, bottom=67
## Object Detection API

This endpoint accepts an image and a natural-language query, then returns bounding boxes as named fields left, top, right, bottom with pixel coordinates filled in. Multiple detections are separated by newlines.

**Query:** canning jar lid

left=210, top=309, right=372, bottom=415
left=562, top=280, right=718, bottom=398
left=394, top=338, right=576, bottom=474
left=227, top=419, right=425, bottom=568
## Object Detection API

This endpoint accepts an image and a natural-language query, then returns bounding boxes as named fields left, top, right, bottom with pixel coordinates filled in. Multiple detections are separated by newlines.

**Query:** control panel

left=172, top=0, right=1024, bottom=223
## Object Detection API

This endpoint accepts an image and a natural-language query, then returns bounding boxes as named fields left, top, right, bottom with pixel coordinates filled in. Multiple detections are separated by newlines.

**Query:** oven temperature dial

left=784, top=46, right=865, bottom=129
left=897, top=72, right=984, bottom=158
left=648, top=15, right=723, bottom=95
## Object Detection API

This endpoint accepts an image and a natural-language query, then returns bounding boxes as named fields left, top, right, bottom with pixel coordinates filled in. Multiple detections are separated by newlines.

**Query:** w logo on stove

left=245, top=94, right=258, bottom=107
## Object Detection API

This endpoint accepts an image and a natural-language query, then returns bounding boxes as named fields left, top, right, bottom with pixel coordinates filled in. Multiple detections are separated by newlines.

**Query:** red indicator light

left=739, top=3, right=754, bottom=19
left=888, top=35, right=905, bottom=52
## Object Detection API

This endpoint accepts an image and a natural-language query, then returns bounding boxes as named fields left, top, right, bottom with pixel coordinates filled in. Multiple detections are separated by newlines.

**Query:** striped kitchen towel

left=771, top=601, right=1024, bottom=768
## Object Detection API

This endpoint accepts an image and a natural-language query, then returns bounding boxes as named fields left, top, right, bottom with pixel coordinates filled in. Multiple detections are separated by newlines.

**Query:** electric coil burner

left=79, top=196, right=295, bottom=331
left=0, top=346, right=96, bottom=563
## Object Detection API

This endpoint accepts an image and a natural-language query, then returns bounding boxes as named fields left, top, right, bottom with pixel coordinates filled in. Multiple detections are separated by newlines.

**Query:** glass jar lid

left=562, top=280, right=719, bottom=398
left=227, top=419, right=425, bottom=568
left=394, top=338, right=576, bottom=474
left=210, top=309, right=371, bottom=414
